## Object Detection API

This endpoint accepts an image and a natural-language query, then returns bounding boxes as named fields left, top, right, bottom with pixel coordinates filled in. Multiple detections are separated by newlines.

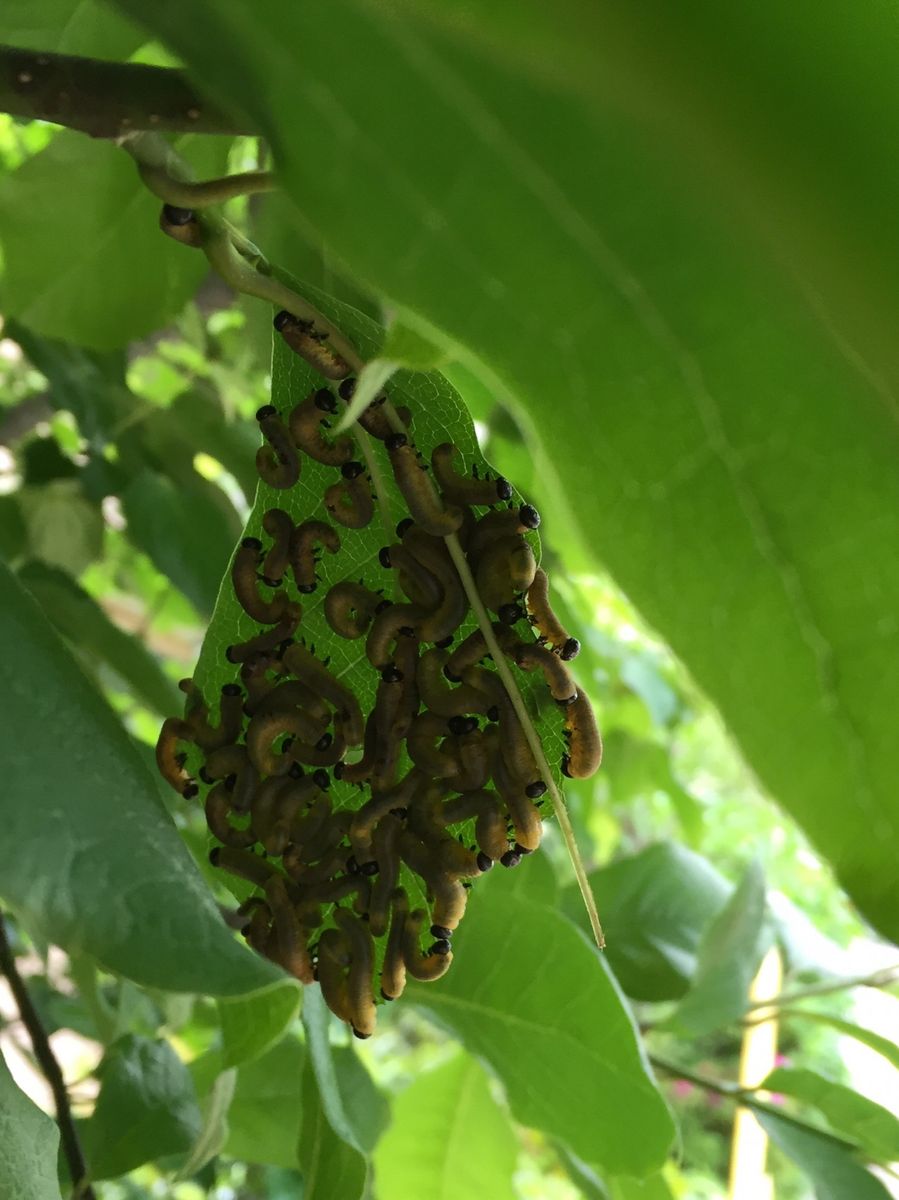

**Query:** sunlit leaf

left=0, top=1049, right=61, bottom=1200
left=757, top=1109, right=892, bottom=1200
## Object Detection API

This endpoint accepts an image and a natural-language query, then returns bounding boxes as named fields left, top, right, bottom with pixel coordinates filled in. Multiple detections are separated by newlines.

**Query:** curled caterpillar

left=466, top=504, right=540, bottom=567
left=431, top=442, right=511, bottom=507
left=225, top=605, right=301, bottom=664
left=526, top=568, right=580, bottom=660
left=208, top=845, right=273, bottom=889
left=325, top=462, right=374, bottom=530
left=232, top=537, right=291, bottom=624
left=283, top=642, right=365, bottom=746
left=289, top=519, right=340, bottom=594
left=261, top=508, right=294, bottom=584
left=204, top=783, right=256, bottom=849
left=334, top=908, right=377, bottom=1038
left=475, top=536, right=537, bottom=613
left=289, top=389, right=355, bottom=466
left=274, top=310, right=352, bottom=380
left=159, top=204, right=203, bottom=248
left=561, top=688, right=603, bottom=779
left=324, top=581, right=382, bottom=639
left=403, top=909, right=453, bottom=979
left=513, top=642, right=578, bottom=704
left=380, top=889, right=408, bottom=1001
left=155, top=717, right=196, bottom=795
left=365, top=602, right=423, bottom=671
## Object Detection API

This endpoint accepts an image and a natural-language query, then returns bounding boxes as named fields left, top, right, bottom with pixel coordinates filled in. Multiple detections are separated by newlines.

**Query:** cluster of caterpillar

left=155, top=313, right=601, bottom=1038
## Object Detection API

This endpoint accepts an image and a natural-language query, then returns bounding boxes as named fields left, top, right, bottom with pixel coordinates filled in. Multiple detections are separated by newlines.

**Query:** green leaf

left=0, top=0, right=144, bottom=56
left=374, top=1052, right=518, bottom=1200
left=610, top=1176, right=675, bottom=1200
left=0, top=495, right=27, bottom=563
left=757, top=1110, right=893, bottom=1200
left=177, top=1066, right=237, bottom=1179
left=18, top=480, right=102, bottom=576
left=778, top=1009, right=899, bottom=1073
left=331, top=1046, right=390, bottom=1156
left=381, top=318, right=449, bottom=371
left=114, top=0, right=899, bottom=943
left=0, top=1049, right=61, bottom=1200
left=0, top=559, right=293, bottom=997
left=302, top=985, right=371, bottom=1157
left=0, top=132, right=226, bottom=349
left=763, top=1067, right=899, bottom=1166
left=298, top=1052, right=368, bottom=1200
left=218, top=982, right=301, bottom=1069
left=82, top=1034, right=202, bottom=1179
left=224, top=1035, right=304, bottom=1168
left=18, top=559, right=181, bottom=716
left=121, top=468, right=237, bottom=617
left=562, top=842, right=730, bottom=1002
left=406, top=889, right=674, bottom=1177
left=670, top=859, right=768, bottom=1035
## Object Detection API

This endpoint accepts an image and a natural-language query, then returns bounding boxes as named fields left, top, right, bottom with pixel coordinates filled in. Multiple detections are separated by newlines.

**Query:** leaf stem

left=743, top=964, right=899, bottom=1013
left=0, top=911, right=96, bottom=1199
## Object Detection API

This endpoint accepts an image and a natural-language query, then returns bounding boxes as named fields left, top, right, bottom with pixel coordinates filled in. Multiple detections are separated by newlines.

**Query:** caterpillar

left=208, top=846, right=274, bottom=889
left=232, top=537, right=292, bottom=624
left=385, top=433, right=464, bottom=536
left=367, top=814, right=403, bottom=937
left=225, top=605, right=301, bottom=664
left=402, top=909, right=453, bottom=980
left=402, top=527, right=468, bottom=644
left=245, top=708, right=329, bottom=777
left=337, top=378, right=413, bottom=441
left=265, top=875, right=314, bottom=983
left=380, top=889, right=409, bottom=1000
left=561, top=688, right=603, bottom=779
left=525, top=568, right=580, bottom=660
left=466, top=504, right=540, bottom=567
left=364, top=602, right=423, bottom=671
left=255, top=405, right=301, bottom=490
left=324, top=462, right=374, bottom=530
left=274, top=310, right=352, bottom=380
left=324, top=581, right=382, bottom=640
left=443, top=788, right=509, bottom=861
left=431, top=442, right=511, bottom=507
left=289, top=520, right=340, bottom=594
left=288, top=389, right=355, bottom=467
left=155, top=717, right=196, bottom=795
left=416, top=649, right=492, bottom=718
left=513, top=642, right=578, bottom=705
left=406, top=711, right=460, bottom=779
left=282, top=643, right=365, bottom=746
left=316, top=928, right=353, bottom=1022
left=159, top=204, right=203, bottom=248
left=202, top=744, right=259, bottom=813
left=334, top=908, right=377, bottom=1038
left=261, top=508, right=294, bottom=584
left=475, top=536, right=537, bottom=613
left=383, top=542, right=443, bottom=610
left=204, top=783, right=256, bottom=849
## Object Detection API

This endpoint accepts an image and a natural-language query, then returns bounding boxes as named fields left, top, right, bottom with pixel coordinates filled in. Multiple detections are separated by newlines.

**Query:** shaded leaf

left=298, top=1051, right=368, bottom=1200
left=757, top=1109, right=892, bottom=1200
left=777, top=1009, right=899, bottom=1073
left=218, top=983, right=301, bottom=1069
left=0, top=0, right=144, bottom=57
left=561, top=842, right=730, bottom=1002
left=0, top=559, right=293, bottom=997
left=302, top=985, right=369, bottom=1157
left=177, top=1066, right=237, bottom=1179
left=0, top=1049, right=61, bottom=1200
left=0, top=132, right=226, bottom=349
left=224, top=1035, right=304, bottom=1168
left=406, top=888, right=674, bottom=1176
left=671, top=859, right=768, bottom=1035
left=763, top=1067, right=899, bottom=1166
left=19, top=480, right=102, bottom=576
left=115, top=0, right=899, bottom=942
left=374, top=1052, right=517, bottom=1200
left=0, top=494, right=27, bottom=563
left=83, top=1034, right=201, bottom=1180
left=121, top=468, right=238, bottom=617
left=19, top=559, right=181, bottom=716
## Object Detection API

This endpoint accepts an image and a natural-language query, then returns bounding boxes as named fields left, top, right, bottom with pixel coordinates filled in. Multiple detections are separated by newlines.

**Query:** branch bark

left=0, top=44, right=254, bottom=138
left=0, top=911, right=96, bottom=1199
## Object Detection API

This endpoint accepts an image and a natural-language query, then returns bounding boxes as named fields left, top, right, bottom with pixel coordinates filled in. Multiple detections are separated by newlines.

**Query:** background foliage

left=0, top=3, right=897, bottom=1199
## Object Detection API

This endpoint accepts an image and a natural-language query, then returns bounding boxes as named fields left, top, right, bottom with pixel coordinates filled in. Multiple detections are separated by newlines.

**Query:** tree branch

left=0, top=911, right=96, bottom=1200
left=744, top=963, right=899, bottom=1013
left=0, top=44, right=253, bottom=138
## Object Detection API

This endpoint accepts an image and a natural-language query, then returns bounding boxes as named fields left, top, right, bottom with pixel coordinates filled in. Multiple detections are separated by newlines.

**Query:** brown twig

left=0, top=911, right=96, bottom=1199
left=0, top=44, right=252, bottom=138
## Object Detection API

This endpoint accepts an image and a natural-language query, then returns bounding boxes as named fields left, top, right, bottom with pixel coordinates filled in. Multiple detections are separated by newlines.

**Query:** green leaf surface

left=763, top=1067, right=899, bottom=1166
left=331, top=1045, right=391, bottom=1156
left=298, top=1051, right=368, bottom=1200
left=18, top=480, right=102, bottom=576
left=177, top=1065, right=237, bottom=1179
left=561, top=842, right=730, bottom=1002
left=0, top=1049, right=61, bottom=1200
left=0, top=132, right=226, bottom=349
left=0, top=494, right=27, bottom=563
left=82, top=1034, right=201, bottom=1179
left=0, top=559, right=293, bottom=996
left=757, top=1110, right=893, bottom=1200
left=373, top=1052, right=518, bottom=1200
left=381, top=318, right=449, bottom=371
left=218, top=982, right=301, bottom=1069
left=224, top=1035, right=304, bottom=1168
left=0, top=0, right=144, bottom=57
left=302, top=985, right=373, bottom=1158
left=670, top=859, right=768, bottom=1035
left=121, top=468, right=237, bottom=617
left=406, top=889, right=674, bottom=1176
left=778, top=1009, right=899, bottom=1073
left=19, top=559, right=181, bottom=715
left=115, top=0, right=899, bottom=942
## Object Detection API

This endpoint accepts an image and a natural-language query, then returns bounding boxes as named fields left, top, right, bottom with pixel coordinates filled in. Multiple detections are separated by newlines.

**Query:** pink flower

left=672, top=1080, right=694, bottom=1099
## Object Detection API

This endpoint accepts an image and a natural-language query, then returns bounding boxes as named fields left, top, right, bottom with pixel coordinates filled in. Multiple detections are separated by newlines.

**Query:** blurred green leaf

left=20, top=435, right=79, bottom=485
left=298, top=1051, right=368, bottom=1200
left=331, top=1044, right=391, bottom=1156
left=561, top=842, right=730, bottom=1002
left=407, top=889, right=674, bottom=1176
left=381, top=318, right=449, bottom=371
left=757, top=1110, right=893, bottom=1200
left=82, top=1034, right=201, bottom=1179
left=224, top=1035, right=304, bottom=1168
left=611, top=1176, right=675, bottom=1200
left=671, top=860, right=768, bottom=1035
left=778, top=1010, right=899, bottom=1073
left=0, top=133, right=226, bottom=349
left=0, top=495, right=27, bottom=563
left=19, top=479, right=102, bottom=576
left=177, top=1066, right=237, bottom=1179
left=0, top=0, right=144, bottom=56
left=121, top=468, right=237, bottom=617
left=763, top=1067, right=899, bottom=1166
left=374, top=1052, right=517, bottom=1200
left=0, top=1049, right=61, bottom=1200
left=19, top=559, right=181, bottom=716
left=0, top=559, right=295, bottom=997
left=302, top=985, right=371, bottom=1158
left=116, top=0, right=899, bottom=943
